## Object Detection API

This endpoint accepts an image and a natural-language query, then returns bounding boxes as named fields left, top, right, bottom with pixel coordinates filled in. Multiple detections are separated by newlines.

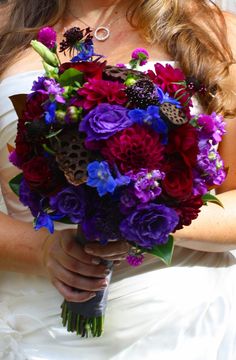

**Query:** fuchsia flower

left=131, top=48, right=149, bottom=66
left=77, top=79, right=128, bottom=110
left=38, top=27, right=57, bottom=50
left=147, top=63, right=192, bottom=115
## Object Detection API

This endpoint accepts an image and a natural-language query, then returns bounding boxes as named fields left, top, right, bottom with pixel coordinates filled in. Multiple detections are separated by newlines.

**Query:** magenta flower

left=38, top=27, right=57, bottom=50
left=131, top=48, right=149, bottom=66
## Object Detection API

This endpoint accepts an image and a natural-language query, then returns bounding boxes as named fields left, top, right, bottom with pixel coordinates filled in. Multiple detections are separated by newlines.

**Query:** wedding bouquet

left=9, top=26, right=226, bottom=337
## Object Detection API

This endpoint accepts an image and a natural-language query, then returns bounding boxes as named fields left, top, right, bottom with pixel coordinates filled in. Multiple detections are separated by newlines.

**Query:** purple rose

left=120, top=203, right=179, bottom=249
left=49, top=186, right=85, bottom=223
left=79, top=103, right=133, bottom=141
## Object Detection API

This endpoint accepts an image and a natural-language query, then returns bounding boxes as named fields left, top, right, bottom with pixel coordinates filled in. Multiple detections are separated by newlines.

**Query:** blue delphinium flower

left=128, top=105, right=168, bottom=143
left=34, top=211, right=63, bottom=234
left=87, top=161, right=117, bottom=196
left=156, top=87, right=181, bottom=107
left=113, top=164, right=130, bottom=187
left=71, top=40, right=99, bottom=62
left=44, top=102, right=57, bottom=124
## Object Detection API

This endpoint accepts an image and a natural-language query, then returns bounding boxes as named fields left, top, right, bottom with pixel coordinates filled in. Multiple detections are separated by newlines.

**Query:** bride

left=0, top=0, right=236, bottom=359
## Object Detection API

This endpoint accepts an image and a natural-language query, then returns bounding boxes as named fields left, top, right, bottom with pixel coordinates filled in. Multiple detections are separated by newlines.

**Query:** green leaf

left=46, top=128, right=62, bottom=139
left=59, top=69, right=84, bottom=86
left=9, top=173, right=23, bottom=196
left=202, top=193, right=224, bottom=208
left=55, top=216, right=75, bottom=225
left=146, top=235, right=174, bottom=266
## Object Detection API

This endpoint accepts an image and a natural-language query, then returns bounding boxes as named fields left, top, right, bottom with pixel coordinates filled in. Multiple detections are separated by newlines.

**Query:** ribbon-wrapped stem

left=60, top=226, right=113, bottom=337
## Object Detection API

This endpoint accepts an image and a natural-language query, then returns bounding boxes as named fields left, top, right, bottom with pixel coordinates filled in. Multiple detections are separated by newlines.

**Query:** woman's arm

left=0, top=210, right=129, bottom=301
left=174, top=12, right=236, bottom=252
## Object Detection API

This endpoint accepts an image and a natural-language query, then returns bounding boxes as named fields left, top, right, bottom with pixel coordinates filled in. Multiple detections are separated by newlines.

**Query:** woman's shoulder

left=0, top=47, right=43, bottom=82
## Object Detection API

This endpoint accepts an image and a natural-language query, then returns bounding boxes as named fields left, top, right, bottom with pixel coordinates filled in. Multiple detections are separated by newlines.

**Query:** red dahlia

left=166, top=124, right=199, bottom=167
left=174, top=195, right=203, bottom=230
left=101, top=124, right=164, bottom=173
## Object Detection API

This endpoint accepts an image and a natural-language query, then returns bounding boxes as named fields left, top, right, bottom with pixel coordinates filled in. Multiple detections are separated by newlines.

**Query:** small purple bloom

left=9, top=150, right=21, bottom=168
left=126, top=252, right=144, bottom=267
left=129, top=169, right=165, bottom=203
left=43, top=79, right=65, bottom=103
left=197, top=113, right=226, bottom=145
left=31, top=76, right=47, bottom=92
left=49, top=186, right=85, bottom=223
left=116, top=63, right=126, bottom=68
left=79, top=103, right=133, bottom=141
left=131, top=48, right=149, bottom=66
left=120, top=203, right=179, bottom=249
left=38, top=27, right=57, bottom=50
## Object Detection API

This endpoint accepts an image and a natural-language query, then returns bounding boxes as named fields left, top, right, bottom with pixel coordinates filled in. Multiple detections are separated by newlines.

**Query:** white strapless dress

left=1, top=65, right=236, bottom=360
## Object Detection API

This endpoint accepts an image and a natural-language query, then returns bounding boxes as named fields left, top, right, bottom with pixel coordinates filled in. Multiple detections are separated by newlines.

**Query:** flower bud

left=31, top=40, right=59, bottom=67
left=66, top=106, right=82, bottom=123
left=56, top=109, right=66, bottom=124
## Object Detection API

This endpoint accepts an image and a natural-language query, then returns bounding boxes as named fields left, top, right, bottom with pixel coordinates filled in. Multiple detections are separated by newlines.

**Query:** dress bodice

left=0, top=64, right=236, bottom=360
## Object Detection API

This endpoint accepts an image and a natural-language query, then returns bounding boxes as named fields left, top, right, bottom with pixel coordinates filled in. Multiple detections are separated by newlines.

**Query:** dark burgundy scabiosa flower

left=79, top=103, right=132, bottom=141
left=101, top=124, right=164, bottom=174
left=59, top=27, right=93, bottom=55
left=173, top=195, right=203, bottom=230
left=76, top=79, right=128, bottom=110
left=126, top=79, right=159, bottom=109
left=120, top=203, right=179, bottom=249
left=49, top=185, right=86, bottom=223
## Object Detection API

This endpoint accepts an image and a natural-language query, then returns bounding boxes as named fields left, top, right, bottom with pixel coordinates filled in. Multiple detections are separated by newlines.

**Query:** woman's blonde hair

left=0, top=0, right=235, bottom=116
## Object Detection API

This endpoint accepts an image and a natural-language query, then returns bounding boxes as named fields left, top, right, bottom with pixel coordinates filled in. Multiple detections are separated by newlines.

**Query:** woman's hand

left=42, top=229, right=129, bottom=302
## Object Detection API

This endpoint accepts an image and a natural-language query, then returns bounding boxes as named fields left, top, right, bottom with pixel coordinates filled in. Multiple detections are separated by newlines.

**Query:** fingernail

left=92, top=258, right=101, bottom=265
left=85, top=247, right=94, bottom=254
left=89, top=292, right=96, bottom=298
left=100, top=279, right=108, bottom=286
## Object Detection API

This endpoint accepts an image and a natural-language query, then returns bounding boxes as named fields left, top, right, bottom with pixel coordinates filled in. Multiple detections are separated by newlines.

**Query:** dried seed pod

left=103, top=65, right=147, bottom=83
left=50, top=127, right=91, bottom=186
left=160, top=102, right=188, bottom=126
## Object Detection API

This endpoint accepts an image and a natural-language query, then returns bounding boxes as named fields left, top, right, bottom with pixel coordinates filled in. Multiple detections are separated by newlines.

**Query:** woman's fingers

left=55, top=251, right=110, bottom=278
left=60, top=234, right=101, bottom=265
left=49, top=259, right=108, bottom=292
left=84, top=240, right=130, bottom=260
left=52, top=278, right=96, bottom=302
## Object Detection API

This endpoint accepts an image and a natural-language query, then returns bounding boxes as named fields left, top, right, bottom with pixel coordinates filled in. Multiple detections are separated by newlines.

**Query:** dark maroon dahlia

left=101, top=124, right=164, bottom=174
left=174, top=195, right=203, bottom=230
